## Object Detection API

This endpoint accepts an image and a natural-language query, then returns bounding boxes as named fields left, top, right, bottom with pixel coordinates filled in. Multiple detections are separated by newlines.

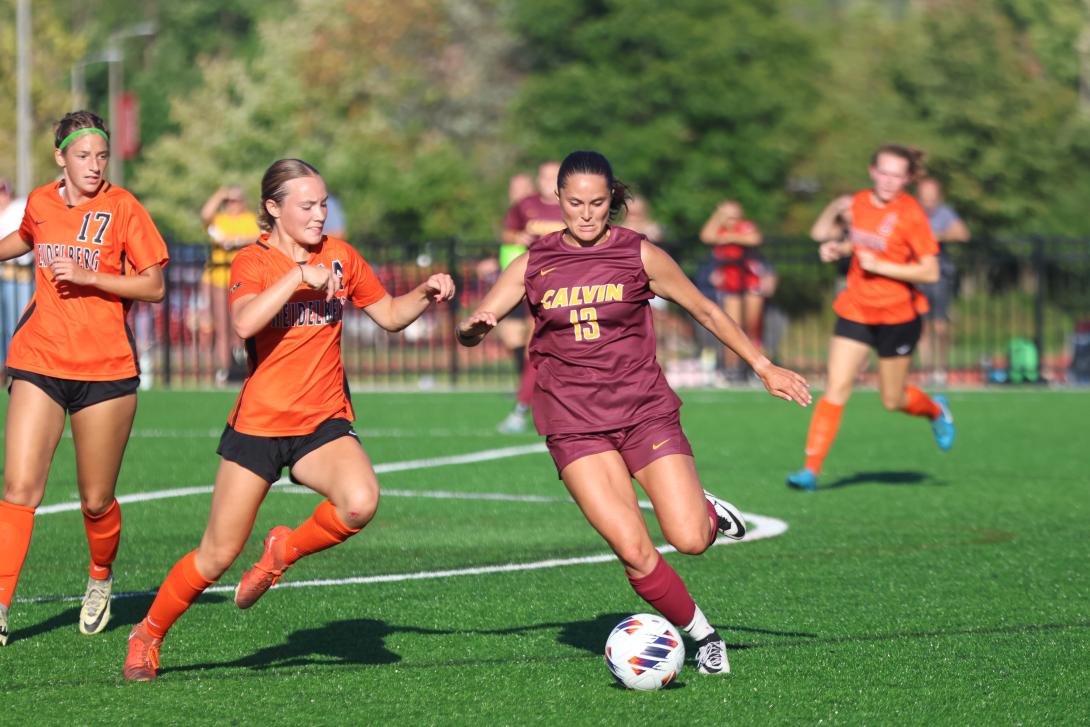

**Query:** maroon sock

left=626, top=556, right=696, bottom=627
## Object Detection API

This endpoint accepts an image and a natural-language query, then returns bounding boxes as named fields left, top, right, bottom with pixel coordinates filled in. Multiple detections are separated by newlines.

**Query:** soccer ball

left=604, top=614, right=685, bottom=690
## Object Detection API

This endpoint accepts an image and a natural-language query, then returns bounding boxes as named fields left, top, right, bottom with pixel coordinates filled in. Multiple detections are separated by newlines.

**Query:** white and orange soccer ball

left=604, top=614, right=684, bottom=690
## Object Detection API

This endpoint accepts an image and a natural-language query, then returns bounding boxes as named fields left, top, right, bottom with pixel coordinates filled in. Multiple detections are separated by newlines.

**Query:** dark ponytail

left=557, top=150, right=630, bottom=218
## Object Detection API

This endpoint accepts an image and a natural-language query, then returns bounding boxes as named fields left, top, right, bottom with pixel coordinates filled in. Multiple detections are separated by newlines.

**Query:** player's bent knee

left=668, top=531, right=710, bottom=556
left=335, top=488, right=379, bottom=529
left=80, top=494, right=116, bottom=516
left=880, top=395, right=903, bottom=412
left=613, top=541, right=659, bottom=573
left=2, top=481, right=46, bottom=509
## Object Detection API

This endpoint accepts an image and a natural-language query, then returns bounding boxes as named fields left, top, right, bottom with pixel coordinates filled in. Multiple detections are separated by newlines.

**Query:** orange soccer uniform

left=7, top=180, right=169, bottom=379
left=0, top=181, right=167, bottom=610
left=833, top=189, right=939, bottom=325
left=801, top=190, right=942, bottom=478
left=226, top=234, right=388, bottom=436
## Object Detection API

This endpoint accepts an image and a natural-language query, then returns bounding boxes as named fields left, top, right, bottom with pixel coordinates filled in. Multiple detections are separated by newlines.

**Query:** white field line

left=19, top=441, right=788, bottom=605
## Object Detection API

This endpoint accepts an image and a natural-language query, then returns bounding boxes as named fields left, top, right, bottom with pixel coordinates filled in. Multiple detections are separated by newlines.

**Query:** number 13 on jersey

left=569, top=307, right=600, bottom=341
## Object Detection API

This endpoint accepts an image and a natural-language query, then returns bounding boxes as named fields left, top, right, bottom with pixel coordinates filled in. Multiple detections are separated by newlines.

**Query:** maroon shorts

left=545, top=409, right=693, bottom=477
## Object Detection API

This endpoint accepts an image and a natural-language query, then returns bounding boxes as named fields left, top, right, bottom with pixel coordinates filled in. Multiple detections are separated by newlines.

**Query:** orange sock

left=145, top=550, right=216, bottom=640
left=284, top=500, right=361, bottom=566
left=83, top=499, right=122, bottom=580
left=0, top=501, right=35, bottom=609
left=901, top=386, right=941, bottom=419
left=803, top=398, right=845, bottom=475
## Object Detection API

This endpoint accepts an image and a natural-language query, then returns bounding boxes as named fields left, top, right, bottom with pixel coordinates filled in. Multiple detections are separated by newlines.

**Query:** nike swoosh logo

left=652, top=439, right=670, bottom=450
left=539, top=267, right=557, bottom=277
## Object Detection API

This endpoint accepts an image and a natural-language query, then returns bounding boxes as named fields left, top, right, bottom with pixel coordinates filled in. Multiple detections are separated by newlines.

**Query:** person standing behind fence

left=0, top=178, right=30, bottom=367
left=496, top=162, right=565, bottom=434
left=699, top=200, right=767, bottom=382
left=915, top=177, right=970, bottom=385
left=786, top=144, right=955, bottom=492
left=124, top=158, right=455, bottom=681
left=201, top=185, right=260, bottom=385
left=0, top=111, right=169, bottom=645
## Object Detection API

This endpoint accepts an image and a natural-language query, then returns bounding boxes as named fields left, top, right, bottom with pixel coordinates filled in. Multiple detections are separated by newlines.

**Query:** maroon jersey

left=524, top=226, right=682, bottom=435
left=503, top=195, right=565, bottom=240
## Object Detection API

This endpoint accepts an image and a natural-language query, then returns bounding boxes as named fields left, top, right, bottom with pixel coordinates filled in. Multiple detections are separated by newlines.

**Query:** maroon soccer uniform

left=524, top=226, right=683, bottom=437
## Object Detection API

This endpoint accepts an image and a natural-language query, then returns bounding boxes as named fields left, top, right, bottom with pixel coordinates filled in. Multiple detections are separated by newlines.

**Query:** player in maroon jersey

left=457, top=150, right=810, bottom=675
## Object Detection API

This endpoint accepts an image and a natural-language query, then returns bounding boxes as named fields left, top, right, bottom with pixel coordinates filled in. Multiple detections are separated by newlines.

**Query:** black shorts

left=6, top=367, right=139, bottom=414
left=216, top=417, right=358, bottom=484
left=833, top=316, right=922, bottom=358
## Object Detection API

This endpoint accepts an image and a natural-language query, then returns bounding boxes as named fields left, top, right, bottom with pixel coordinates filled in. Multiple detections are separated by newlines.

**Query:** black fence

left=51, top=235, right=1090, bottom=389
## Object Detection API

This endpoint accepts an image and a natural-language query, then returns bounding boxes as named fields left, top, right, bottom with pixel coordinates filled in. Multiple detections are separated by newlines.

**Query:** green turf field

left=1, top=389, right=1087, bottom=725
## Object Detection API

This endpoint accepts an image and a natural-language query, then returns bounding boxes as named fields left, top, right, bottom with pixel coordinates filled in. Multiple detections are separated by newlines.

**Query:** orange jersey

left=7, top=181, right=169, bottom=380
left=226, top=235, right=388, bottom=436
left=833, top=190, right=939, bottom=325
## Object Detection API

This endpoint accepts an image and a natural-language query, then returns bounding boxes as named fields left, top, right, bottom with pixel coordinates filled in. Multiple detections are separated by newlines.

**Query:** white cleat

left=695, top=634, right=730, bottom=674
left=79, top=575, right=112, bottom=635
left=703, top=490, right=747, bottom=540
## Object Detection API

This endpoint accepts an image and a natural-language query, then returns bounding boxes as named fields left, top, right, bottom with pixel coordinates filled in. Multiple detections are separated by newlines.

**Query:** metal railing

left=10, top=235, right=1088, bottom=389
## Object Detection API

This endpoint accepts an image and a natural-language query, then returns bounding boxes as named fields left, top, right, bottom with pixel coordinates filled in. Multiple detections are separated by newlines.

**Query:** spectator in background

left=495, top=162, right=565, bottom=434
left=200, top=185, right=260, bottom=385
left=0, top=178, right=30, bottom=366
left=699, top=200, right=766, bottom=382
left=916, top=177, right=970, bottom=385
left=622, top=195, right=664, bottom=242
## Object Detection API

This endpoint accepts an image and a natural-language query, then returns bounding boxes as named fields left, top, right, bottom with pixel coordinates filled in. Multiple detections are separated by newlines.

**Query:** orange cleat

left=123, top=619, right=162, bottom=681
left=234, top=525, right=292, bottom=609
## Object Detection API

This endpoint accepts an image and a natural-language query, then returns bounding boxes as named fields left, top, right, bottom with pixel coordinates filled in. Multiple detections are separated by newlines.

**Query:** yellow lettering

left=553, top=287, right=569, bottom=309
left=605, top=284, right=623, bottom=302
left=569, top=286, right=584, bottom=307
left=582, top=285, right=599, bottom=304
left=542, top=289, right=555, bottom=310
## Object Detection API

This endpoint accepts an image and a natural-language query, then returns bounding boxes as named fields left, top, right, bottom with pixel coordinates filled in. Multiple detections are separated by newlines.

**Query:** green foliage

left=506, top=0, right=821, bottom=238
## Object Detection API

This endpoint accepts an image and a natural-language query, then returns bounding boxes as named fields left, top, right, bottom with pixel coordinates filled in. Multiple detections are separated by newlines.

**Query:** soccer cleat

left=496, top=410, right=527, bottom=434
left=931, top=394, right=955, bottom=451
left=0, top=603, right=8, bottom=646
left=123, top=620, right=162, bottom=681
left=695, top=632, right=730, bottom=675
left=234, top=525, right=292, bottom=609
left=786, top=468, right=818, bottom=492
left=79, top=575, right=112, bottom=635
left=703, top=490, right=746, bottom=540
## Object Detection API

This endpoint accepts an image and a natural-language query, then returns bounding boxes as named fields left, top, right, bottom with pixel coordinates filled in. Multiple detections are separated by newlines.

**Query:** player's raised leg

left=70, top=393, right=136, bottom=635
left=234, top=436, right=375, bottom=609
left=124, top=460, right=269, bottom=680
left=0, top=381, right=66, bottom=645
left=878, top=355, right=954, bottom=450
left=634, top=453, right=735, bottom=674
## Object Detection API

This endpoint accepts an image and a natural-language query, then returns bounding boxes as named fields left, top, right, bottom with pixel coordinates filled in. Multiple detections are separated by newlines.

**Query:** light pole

left=69, top=21, right=157, bottom=187
left=15, top=0, right=31, bottom=196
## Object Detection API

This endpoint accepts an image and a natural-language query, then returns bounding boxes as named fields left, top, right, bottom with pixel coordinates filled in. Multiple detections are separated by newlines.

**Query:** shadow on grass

left=12, top=591, right=228, bottom=643
left=822, top=470, right=945, bottom=490
left=478, top=612, right=819, bottom=654
left=166, top=618, right=453, bottom=675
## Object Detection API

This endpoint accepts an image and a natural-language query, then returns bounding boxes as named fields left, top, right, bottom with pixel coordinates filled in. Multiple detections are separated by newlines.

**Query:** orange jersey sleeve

left=833, top=191, right=938, bottom=325
left=226, top=236, right=388, bottom=436
left=6, top=181, right=169, bottom=380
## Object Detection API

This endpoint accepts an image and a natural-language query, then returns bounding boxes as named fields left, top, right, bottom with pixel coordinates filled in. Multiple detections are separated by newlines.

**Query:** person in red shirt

left=123, top=159, right=454, bottom=681
left=495, top=161, right=566, bottom=434
left=786, top=144, right=955, bottom=492
left=699, top=200, right=767, bottom=379
left=0, top=111, right=169, bottom=645
left=458, top=150, right=810, bottom=676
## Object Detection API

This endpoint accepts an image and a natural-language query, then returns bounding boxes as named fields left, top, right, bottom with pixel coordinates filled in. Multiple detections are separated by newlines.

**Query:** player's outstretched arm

left=0, top=230, right=33, bottom=263
left=456, top=253, right=529, bottom=347
left=363, top=273, right=456, bottom=332
left=855, top=250, right=939, bottom=284
left=642, top=240, right=811, bottom=406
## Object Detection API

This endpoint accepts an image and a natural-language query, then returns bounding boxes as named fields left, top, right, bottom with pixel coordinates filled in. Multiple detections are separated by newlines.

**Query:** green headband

left=57, top=127, right=109, bottom=151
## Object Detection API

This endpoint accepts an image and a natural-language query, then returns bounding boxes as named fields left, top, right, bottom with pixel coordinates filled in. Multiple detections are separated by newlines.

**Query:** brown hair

left=258, top=158, right=322, bottom=232
left=871, top=144, right=926, bottom=179
left=53, top=110, right=109, bottom=149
